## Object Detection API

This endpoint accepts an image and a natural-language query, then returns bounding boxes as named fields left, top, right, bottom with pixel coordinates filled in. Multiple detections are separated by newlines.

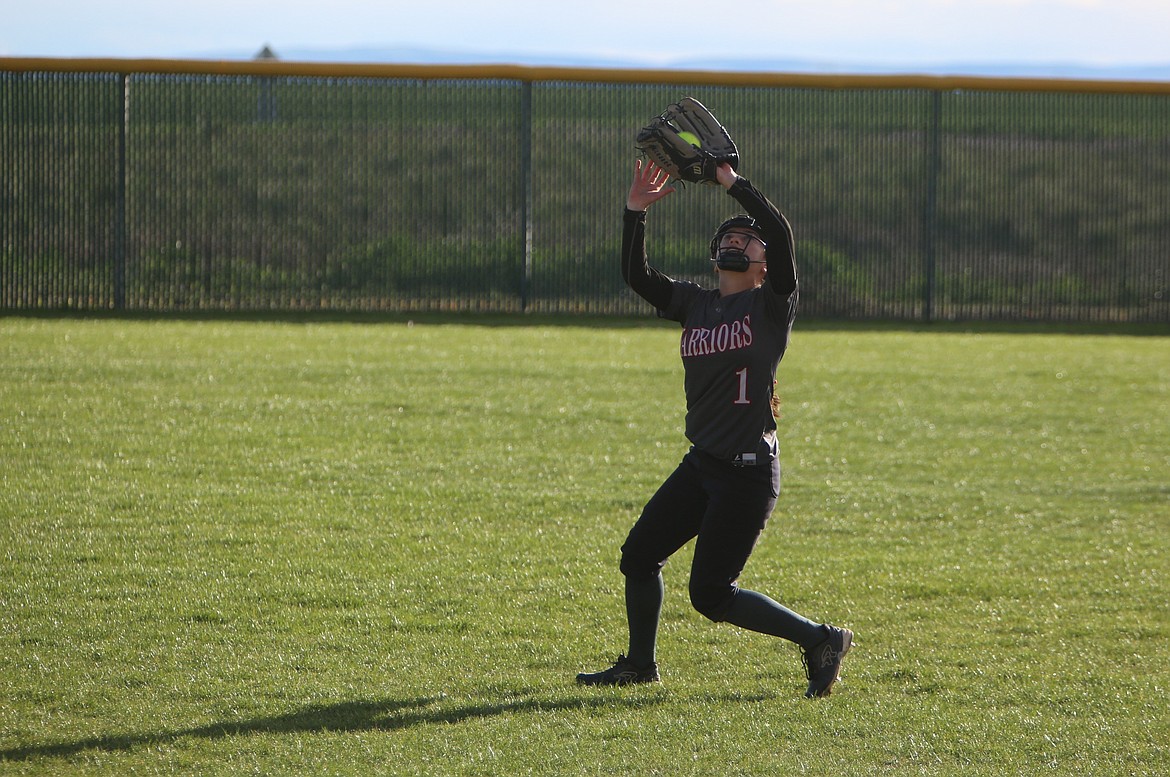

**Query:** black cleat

left=803, top=626, right=853, bottom=698
left=576, top=654, right=661, bottom=686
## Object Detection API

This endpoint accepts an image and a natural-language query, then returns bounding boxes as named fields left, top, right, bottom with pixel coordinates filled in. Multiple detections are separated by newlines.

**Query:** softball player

left=576, top=160, right=852, bottom=698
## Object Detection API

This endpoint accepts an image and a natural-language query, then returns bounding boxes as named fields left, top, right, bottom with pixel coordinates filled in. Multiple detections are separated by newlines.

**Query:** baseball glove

left=636, top=97, right=739, bottom=185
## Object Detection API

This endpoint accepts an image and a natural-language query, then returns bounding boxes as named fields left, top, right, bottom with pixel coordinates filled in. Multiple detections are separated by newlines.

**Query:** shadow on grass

left=0, top=693, right=664, bottom=762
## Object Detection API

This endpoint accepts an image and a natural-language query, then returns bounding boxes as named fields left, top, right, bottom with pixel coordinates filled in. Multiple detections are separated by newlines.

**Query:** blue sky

left=4, top=0, right=1170, bottom=72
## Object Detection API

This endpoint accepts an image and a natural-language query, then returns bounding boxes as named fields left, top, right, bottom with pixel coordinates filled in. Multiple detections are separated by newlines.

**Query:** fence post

left=520, top=81, right=533, bottom=312
left=922, top=89, right=941, bottom=322
left=113, top=73, right=128, bottom=311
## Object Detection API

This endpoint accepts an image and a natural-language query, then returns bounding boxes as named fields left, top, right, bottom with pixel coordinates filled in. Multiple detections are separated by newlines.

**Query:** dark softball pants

left=620, top=447, right=780, bottom=622
left=617, top=447, right=827, bottom=665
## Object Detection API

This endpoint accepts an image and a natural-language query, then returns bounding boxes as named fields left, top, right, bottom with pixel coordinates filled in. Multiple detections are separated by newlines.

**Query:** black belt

left=694, top=447, right=771, bottom=468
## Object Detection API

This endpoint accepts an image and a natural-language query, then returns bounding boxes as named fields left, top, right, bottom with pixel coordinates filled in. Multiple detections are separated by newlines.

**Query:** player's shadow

left=0, top=693, right=663, bottom=762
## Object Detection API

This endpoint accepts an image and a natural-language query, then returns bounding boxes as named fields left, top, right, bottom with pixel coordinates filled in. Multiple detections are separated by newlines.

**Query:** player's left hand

left=715, top=162, right=740, bottom=190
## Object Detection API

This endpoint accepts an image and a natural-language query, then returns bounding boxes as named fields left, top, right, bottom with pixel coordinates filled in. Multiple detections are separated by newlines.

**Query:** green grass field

left=2, top=315, right=1167, bottom=775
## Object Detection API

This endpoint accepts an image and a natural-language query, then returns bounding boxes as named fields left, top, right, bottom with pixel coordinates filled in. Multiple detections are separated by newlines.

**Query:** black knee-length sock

left=625, top=573, right=664, bottom=667
left=723, top=588, right=827, bottom=648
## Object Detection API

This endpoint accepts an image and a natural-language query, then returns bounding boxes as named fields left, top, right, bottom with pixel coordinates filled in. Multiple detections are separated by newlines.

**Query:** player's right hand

left=627, top=159, right=676, bottom=212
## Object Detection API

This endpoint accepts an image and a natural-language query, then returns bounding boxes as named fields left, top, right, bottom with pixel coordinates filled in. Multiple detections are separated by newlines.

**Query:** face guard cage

left=710, top=231, right=767, bottom=272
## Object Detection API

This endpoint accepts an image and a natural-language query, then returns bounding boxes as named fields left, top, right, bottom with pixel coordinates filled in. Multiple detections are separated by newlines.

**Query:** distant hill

left=199, top=43, right=1170, bottom=82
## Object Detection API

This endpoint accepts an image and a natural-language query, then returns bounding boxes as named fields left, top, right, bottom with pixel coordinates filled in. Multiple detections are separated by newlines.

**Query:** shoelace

left=802, top=643, right=835, bottom=680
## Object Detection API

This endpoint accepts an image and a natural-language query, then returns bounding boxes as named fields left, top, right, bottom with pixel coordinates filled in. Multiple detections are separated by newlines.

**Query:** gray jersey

left=660, top=280, right=797, bottom=462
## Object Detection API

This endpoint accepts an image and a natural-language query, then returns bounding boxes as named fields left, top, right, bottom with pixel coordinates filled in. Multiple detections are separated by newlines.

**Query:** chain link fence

left=3, top=60, right=1168, bottom=322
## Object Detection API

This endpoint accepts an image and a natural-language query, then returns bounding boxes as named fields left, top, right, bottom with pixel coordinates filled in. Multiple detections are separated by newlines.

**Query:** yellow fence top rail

left=4, top=56, right=1170, bottom=95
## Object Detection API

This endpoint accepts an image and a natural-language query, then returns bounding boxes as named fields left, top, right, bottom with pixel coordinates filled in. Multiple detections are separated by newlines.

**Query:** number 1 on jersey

left=734, top=367, right=750, bottom=405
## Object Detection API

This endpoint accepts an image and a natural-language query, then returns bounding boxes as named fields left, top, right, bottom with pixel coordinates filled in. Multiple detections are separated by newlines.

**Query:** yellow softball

left=677, top=131, right=702, bottom=148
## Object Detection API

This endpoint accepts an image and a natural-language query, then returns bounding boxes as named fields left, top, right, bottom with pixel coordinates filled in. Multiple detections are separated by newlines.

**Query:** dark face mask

left=714, top=249, right=752, bottom=272
left=711, top=232, right=767, bottom=272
